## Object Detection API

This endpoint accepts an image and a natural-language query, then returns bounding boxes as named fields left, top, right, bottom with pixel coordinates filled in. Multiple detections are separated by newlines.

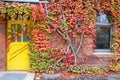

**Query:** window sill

left=96, top=23, right=112, bottom=26
left=93, top=49, right=113, bottom=55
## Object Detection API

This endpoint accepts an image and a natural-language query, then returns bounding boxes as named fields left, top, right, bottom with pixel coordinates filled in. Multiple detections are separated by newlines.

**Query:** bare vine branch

left=60, top=14, right=78, bottom=64
left=56, top=29, right=64, bottom=37
left=75, top=29, right=85, bottom=55
left=57, top=56, right=66, bottom=64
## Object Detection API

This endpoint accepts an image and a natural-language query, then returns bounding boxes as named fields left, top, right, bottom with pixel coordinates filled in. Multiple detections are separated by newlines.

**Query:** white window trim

left=94, top=23, right=113, bottom=54
left=96, top=23, right=111, bottom=26
left=94, top=49, right=113, bottom=54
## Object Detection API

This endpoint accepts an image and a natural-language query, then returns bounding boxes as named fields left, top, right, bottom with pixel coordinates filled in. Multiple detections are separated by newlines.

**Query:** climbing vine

left=0, top=0, right=120, bottom=74
left=94, top=0, right=120, bottom=72
left=0, top=2, right=31, bottom=20
left=47, top=0, right=120, bottom=73
left=47, top=0, right=97, bottom=66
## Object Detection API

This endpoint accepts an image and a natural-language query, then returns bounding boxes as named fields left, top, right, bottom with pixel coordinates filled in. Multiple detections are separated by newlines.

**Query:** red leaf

left=51, top=23, right=58, bottom=29
left=39, top=3, right=45, bottom=14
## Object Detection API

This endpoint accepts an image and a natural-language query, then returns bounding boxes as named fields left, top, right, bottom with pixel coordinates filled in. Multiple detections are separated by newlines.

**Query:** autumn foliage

left=32, top=29, right=50, bottom=51
left=0, top=0, right=120, bottom=73
left=31, top=3, right=46, bottom=21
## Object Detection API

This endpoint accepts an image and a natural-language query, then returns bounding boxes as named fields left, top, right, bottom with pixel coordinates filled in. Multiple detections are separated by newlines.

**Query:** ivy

left=0, top=2, right=31, bottom=20
left=67, top=65, right=101, bottom=74
left=0, top=0, right=120, bottom=74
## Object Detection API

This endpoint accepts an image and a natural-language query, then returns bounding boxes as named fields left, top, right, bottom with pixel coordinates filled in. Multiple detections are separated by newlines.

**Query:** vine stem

left=75, top=29, right=85, bottom=55
left=56, top=29, right=64, bottom=36
left=48, top=1, right=85, bottom=65
left=56, top=12, right=85, bottom=65
left=56, top=56, right=66, bottom=64
left=60, top=13, right=77, bottom=64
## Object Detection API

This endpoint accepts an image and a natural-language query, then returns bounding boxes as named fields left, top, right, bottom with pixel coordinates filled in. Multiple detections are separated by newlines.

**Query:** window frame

left=94, top=23, right=113, bottom=54
left=7, top=20, right=31, bottom=42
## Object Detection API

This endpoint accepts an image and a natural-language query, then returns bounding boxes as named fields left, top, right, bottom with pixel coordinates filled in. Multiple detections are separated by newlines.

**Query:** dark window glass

left=95, top=26, right=110, bottom=49
left=23, top=24, right=28, bottom=42
left=17, top=24, right=21, bottom=42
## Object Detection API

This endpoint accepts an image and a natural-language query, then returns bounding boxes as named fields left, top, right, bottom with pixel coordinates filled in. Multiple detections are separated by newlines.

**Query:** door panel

left=7, top=20, right=30, bottom=70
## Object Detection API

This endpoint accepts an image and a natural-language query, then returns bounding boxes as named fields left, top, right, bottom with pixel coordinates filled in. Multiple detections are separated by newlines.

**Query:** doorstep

left=0, top=71, right=35, bottom=80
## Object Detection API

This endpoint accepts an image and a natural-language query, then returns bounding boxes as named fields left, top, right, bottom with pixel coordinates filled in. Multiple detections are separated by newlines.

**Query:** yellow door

left=7, top=20, right=30, bottom=70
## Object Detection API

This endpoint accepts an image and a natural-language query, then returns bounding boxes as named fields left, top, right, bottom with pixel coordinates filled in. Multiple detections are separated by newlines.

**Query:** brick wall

left=0, top=21, right=6, bottom=70
left=50, top=31, right=111, bottom=67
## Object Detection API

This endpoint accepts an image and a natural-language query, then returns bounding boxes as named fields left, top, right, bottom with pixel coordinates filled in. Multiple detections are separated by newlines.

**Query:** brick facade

left=50, top=31, right=111, bottom=67
left=0, top=21, right=6, bottom=70
left=0, top=21, right=112, bottom=70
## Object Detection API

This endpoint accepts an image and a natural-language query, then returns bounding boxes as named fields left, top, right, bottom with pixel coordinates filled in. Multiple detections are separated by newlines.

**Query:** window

left=11, top=24, right=28, bottom=42
left=94, top=12, right=112, bottom=54
left=7, top=20, right=30, bottom=42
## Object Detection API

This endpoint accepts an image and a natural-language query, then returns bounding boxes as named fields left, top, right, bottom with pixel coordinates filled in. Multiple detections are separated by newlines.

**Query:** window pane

left=96, top=12, right=109, bottom=23
left=11, top=24, right=28, bottom=42
left=17, top=24, right=21, bottom=42
left=23, top=24, right=28, bottom=42
left=95, top=26, right=110, bottom=49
